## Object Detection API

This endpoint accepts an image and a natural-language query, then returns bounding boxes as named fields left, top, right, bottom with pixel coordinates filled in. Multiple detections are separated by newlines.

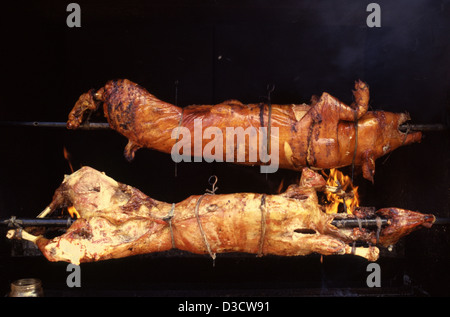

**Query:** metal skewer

left=398, top=123, right=448, bottom=132
left=1, top=216, right=386, bottom=229
left=1, top=216, right=74, bottom=228
left=330, top=218, right=388, bottom=228
left=0, top=121, right=110, bottom=130
left=2, top=215, right=448, bottom=229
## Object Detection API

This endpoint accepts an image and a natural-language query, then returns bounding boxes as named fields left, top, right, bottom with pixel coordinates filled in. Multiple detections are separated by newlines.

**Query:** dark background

left=0, top=0, right=449, bottom=297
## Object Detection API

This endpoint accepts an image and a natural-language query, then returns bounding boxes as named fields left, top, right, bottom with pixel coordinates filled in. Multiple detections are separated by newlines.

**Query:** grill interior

left=1, top=0, right=449, bottom=297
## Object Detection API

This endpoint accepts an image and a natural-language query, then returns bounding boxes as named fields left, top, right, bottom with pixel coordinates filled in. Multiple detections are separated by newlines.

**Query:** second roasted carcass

left=67, top=79, right=422, bottom=182
left=7, top=167, right=434, bottom=265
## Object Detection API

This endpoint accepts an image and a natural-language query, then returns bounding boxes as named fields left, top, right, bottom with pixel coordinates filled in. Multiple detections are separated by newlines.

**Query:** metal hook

left=266, top=84, right=275, bottom=95
left=206, top=175, right=218, bottom=194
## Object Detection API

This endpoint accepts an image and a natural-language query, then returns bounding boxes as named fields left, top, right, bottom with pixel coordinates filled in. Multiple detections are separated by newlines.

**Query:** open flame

left=63, top=147, right=80, bottom=219
left=276, top=178, right=285, bottom=194
left=63, top=146, right=74, bottom=173
left=323, top=168, right=359, bottom=214
left=67, top=206, right=80, bottom=219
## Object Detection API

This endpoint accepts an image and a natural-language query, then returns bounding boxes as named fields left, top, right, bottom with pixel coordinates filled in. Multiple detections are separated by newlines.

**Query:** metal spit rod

left=331, top=218, right=388, bottom=228
left=1, top=217, right=74, bottom=228
left=0, top=121, right=448, bottom=131
left=0, top=216, right=386, bottom=229
left=2, top=216, right=449, bottom=229
left=0, top=121, right=110, bottom=130
left=398, top=123, right=448, bottom=132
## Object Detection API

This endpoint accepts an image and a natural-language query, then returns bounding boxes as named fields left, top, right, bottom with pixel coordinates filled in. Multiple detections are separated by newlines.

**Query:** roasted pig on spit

left=6, top=167, right=434, bottom=265
left=67, top=79, right=422, bottom=182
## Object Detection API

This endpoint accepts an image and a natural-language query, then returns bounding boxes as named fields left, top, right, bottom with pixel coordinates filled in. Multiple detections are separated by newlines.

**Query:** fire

left=67, top=206, right=80, bottom=219
left=63, top=147, right=80, bottom=219
left=276, top=178, right=285, bottom=194
left=323, top=168, right=359, bottom=214
left=63, top=146, right=74, bottom=173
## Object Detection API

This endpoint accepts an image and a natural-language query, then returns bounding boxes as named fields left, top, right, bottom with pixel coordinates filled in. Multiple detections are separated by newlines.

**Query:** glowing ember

left=323, top=168, right=359, bottom=214
left=67, top=206, right=80, bottom=219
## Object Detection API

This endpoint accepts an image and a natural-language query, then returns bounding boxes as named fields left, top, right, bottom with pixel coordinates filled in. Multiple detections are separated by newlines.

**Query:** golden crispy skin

left=26, top=167, right=434, bottom=265
left=68, top=79, right=422, bottom=182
